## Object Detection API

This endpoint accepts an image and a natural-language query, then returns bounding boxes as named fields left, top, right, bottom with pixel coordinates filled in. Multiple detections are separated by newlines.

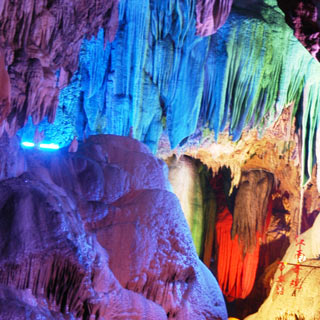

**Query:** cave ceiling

left=1, top=0, right=320, bottom=186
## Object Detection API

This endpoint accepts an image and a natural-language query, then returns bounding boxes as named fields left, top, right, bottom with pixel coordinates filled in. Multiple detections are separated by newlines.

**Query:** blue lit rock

left=19, top=0, right=320, bottom=184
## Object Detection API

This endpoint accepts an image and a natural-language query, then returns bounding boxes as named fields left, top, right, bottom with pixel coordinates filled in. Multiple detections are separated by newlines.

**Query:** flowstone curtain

left=215, top=170, right=273, bottom=300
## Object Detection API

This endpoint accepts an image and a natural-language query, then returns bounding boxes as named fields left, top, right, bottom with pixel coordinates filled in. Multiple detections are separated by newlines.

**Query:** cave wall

left=1, top=0, right=320, bottom=318
left=162, top=104, right=320, bottom=318
left=277, top=0, right=320, bottom=61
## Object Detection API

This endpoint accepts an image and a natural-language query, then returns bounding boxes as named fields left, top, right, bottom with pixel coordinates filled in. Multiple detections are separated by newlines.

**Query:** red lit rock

left=215, top=208, right=260, bottom=301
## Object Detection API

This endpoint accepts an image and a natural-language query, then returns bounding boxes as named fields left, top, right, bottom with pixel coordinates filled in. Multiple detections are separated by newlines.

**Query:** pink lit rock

left=68, top=136, right=78, bottom=153
left=196, top=0, right=233, bottom=36
left=0, top=134, right=227, bottom=319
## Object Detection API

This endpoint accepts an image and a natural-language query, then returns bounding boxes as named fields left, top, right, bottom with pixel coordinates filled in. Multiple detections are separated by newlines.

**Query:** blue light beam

left=21, top=142, right=60, bottom=150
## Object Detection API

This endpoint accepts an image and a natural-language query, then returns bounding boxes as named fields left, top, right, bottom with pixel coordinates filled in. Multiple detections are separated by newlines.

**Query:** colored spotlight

left=39, top=143, right=59, bottom=150
left=21, top=142, right=35, bottom=147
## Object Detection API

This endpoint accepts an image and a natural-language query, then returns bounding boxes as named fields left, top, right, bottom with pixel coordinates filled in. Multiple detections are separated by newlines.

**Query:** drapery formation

left=216, top=208, right=260, bottom=301
left=166, top=156, right=216, bottom=258
left=196, top=0, right=233, bottom=36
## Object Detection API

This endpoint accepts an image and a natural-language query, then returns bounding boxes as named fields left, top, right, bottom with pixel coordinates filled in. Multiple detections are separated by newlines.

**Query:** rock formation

left=196, top=0, right=233, bottom=36
left=277, top=0, right=320, bottom=61
left=231, top=170, right=274, bottom=253
left=18, top=0, right=320, bottom=189
left=1, top=0, right=320, bottom=318
left=0, top=134, right=227, bottom=319
left=0, top=0, right=118, bottom=135
left=247, top=214, right=320, bottom=320
left=160, top=106, right=318, bottom=318
left=0, top=48, right=10, bottom=125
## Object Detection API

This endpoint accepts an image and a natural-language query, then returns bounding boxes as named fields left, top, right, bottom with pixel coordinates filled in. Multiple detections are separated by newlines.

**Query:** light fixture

left=21, top=142, right=59, bottom=150
left=39, top=143, right=59, bottom=150
left=21, top=142, right=35, bottom=147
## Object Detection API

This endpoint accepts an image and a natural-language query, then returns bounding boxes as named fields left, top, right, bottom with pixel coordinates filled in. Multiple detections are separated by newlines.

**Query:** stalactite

left=196, top=0, right=233, bottom=36
left=166, top=156, right=206, bottom=256
left=198, top=165, right=217, bottom=266
left=0, top=255, right=91, bottom=317
left=231, top=170, right=274, bottom=253
left=299, top=80, right=320, bottom=185
left=317, top=126, right=320, bottom=193
left=17, top=0, right=320, bottom=192
left=0, top=0, right=119, bottom=136
left=0, top=49, right=10, bottom=123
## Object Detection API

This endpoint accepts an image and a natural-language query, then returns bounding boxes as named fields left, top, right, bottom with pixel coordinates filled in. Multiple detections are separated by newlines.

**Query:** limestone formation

left=277, top=0, right=320, bottom=61
left=0, top=134, right=227, bottom=319
left=246, top=214, right=320, bottom=320
left=196, top=0, right=233, bottom=36
left=0, top=0, right=118, bottom=135
left=1, top=0, right=320, bottom=318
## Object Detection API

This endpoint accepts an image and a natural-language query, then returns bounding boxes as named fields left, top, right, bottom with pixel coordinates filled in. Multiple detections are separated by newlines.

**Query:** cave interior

left=1, top=0, right=320, bottom=319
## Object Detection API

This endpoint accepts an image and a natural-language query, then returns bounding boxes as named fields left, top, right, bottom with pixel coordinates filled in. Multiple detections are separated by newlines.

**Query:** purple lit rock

left=277, top=0, right=320, bottom=61
left=0, top=0, right=119, bottom=136
left=0, top=134, right=227, bottom=319
left=196, top=0, right=233, bottom=36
